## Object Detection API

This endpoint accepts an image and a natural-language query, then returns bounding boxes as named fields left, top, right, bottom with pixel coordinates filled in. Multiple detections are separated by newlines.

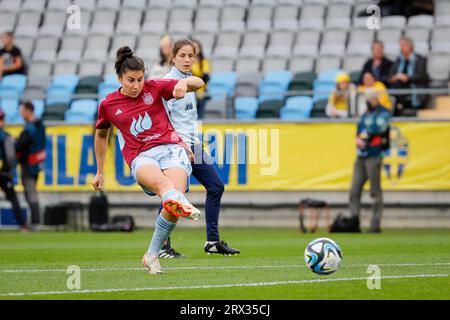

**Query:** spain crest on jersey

left=142, top=92, right=154, bottom=105
left=383, top=127, right=409, bottom=184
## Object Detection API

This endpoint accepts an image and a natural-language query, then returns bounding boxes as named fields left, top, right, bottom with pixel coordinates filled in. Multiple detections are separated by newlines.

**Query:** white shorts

left=131, top=143, right=192, bottom=180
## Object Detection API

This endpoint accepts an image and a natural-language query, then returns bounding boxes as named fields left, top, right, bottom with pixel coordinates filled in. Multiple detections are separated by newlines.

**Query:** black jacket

left=388, top=53, right=430, bottom=88
left=359, top=57, right=393, bottom=86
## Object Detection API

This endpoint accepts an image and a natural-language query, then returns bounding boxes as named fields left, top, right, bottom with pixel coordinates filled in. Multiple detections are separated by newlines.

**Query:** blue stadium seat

left=103, top=74, right=121, bottom=86
left=234, top=97, right=259, bottom=119
left=280, top=96, right=314, bottom=120
left=0, top=98, right=21, bottom=124
left=313, top=69, right=343, bottom=102
left=64, top=110, right=96, bottom=124
left=259, top=70, right=292, bottom=103
left=51, top=74, right=80, bottom=93
left=69, top=99, right=98, bottom=116
left=31, top=99, right=45, bottom=119
left=0, top=74, right=27, bottom=94
left=207, top=71, right=237, bottom=100
left=46, top=85, right=73, bottom=105
left=0, top=84, right=21, bottom=100
left=264, top=70, right=292, bottom=89
left=98, top=82, right=120, bottom=103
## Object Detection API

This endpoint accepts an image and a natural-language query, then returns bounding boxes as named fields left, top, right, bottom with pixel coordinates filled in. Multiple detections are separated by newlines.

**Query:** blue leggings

left=158, top=145, right=224, bottom=241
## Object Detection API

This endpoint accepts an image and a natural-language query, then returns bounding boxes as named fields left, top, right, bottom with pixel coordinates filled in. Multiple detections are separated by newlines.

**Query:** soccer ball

left=304, top=238, right=343, bottom=275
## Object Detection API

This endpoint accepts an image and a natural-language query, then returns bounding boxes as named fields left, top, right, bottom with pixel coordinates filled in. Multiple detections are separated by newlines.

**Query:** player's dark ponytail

left=115, top=46, right=145, bottom=76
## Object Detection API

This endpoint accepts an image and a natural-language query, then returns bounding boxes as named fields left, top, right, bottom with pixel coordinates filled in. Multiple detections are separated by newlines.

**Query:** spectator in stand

left=388, top=37, right=430, bottom=116
left=0, top=31, right=26, bottom=80
left=359, top=41, right=393, bottom=87
left=190, top=39, right=211, bottom=119
left=326, top=72, right=356, bottom=118
left=357, top=72, right=392, bottom=115
left=148, top=34, right=172, bottom=79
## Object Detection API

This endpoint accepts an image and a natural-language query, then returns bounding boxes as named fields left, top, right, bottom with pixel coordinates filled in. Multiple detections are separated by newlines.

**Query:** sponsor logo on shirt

left=115, top=108, right=123, bottom=116
left=130, top=112, right=152, bottom=137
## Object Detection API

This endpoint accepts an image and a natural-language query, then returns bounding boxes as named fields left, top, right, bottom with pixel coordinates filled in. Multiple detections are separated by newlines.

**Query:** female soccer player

left=159, top=39, right=240, bottom=257
left=91, top=46, right=205, bottom=274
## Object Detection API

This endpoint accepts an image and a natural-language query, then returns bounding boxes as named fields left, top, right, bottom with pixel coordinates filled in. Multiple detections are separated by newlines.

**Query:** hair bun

left=116, top=46, right=133, bottom=60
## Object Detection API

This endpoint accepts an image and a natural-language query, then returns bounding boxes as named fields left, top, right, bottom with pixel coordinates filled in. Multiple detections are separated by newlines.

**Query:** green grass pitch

left=0, top=228, right=449, bottom=300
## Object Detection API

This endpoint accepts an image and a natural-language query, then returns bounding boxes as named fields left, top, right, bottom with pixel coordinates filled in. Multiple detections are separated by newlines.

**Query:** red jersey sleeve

left=95, top=100, right=111, bottom=129
left=149, top=79, right=179, bottom=101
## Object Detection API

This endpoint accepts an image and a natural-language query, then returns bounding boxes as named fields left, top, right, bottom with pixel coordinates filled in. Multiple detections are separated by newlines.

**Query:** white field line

left=0, top=274, right=447, bottom=297
left=0, top=262, right=449, bottom=273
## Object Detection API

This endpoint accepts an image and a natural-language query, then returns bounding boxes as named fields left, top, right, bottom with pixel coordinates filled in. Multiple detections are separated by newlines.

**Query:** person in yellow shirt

left=358, top=72, right=392, bottom=114
left=190, top=39, right=210, bottom=119
left=326, top=72, right=356, bottom=118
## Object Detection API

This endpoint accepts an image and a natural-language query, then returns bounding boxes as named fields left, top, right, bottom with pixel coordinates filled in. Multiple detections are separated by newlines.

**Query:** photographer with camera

left=348, top=89, right=392, bottom=233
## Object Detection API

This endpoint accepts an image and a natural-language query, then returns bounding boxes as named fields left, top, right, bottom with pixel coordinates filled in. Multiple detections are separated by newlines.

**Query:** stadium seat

left=14, top=36, right=34, bottom=59
left=14, top=12, right=41, bottom=37
left=47, top=0, right=71, bottom=11
left=76, top=76, right=103, bottom=95
left=31, top=99, right=45, bottom=119
left=27, top=62, right=53, bottom=90
left=273, top=5, right=299, bottom=31
left=42, top=103, right=70, bottom=121
left=310, top=98, right=328, bottom=118
left=239, top=31, right=268, bottom=59
left=280, top=96, right=314, bottom=120
left=381, top=15, right=407, bottom=29
left=50, top=74, right=80, bottom=93
left=289, top=57, right=315, bottom=73
left=46, top=86, right=73, bottom=105
left=262, top=58, right=288, bottom=74
left=98, top=78, right=121, bottom=103
left=234, top=97, right=259, bottom=119
left=65, top=99, right=98, bottom=123
left=0, top=0, right=21, bottom=12
left=267, top=31, right=295, bottom=57
left=407, top=15, right=434, bottom=29
left=427, top=54, right=450, bottom=85
left=69, top=99, right=98, bottom=115
left=142, top=8, right=168, bottom=33
left=246, top=5, right=273, bottom=32
left=0, top=12, right=15, bottom=34
left=343, top=55, right=367, bottom=74
left=0, top=98, right=20, bottom=123
left=256, top=99, right=284, bottom=118
left=289, top=71, right=316, bottom=92
left=32, top=36, right=59, bottom=62
left=39, top=10, right=66, bottom=37
left=207, top=72, right=237, bottom=100
left=211, top=58, right=235, bottom=73
left=235, top=58, right=261, bottom=74
left=313, top=69, right=343, bottom=102
left=203, top=99, right=228, bottom=119
left=78, top=61, right=105, bottom=77
left=235, top=72, right=261, bottom=97
left=53, top=62, right=79, bottom=76
left=58, top=36, right=86, bottom=61
left=0, top=74, right=27, bottom=95
left=259, top=70, right=292, bottom=103
left=220, top=6, right=246, bottom=31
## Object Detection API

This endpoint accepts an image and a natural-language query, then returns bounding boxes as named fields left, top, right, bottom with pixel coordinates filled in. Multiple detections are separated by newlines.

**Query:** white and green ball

left=304, top=238, right=343, bottom=275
